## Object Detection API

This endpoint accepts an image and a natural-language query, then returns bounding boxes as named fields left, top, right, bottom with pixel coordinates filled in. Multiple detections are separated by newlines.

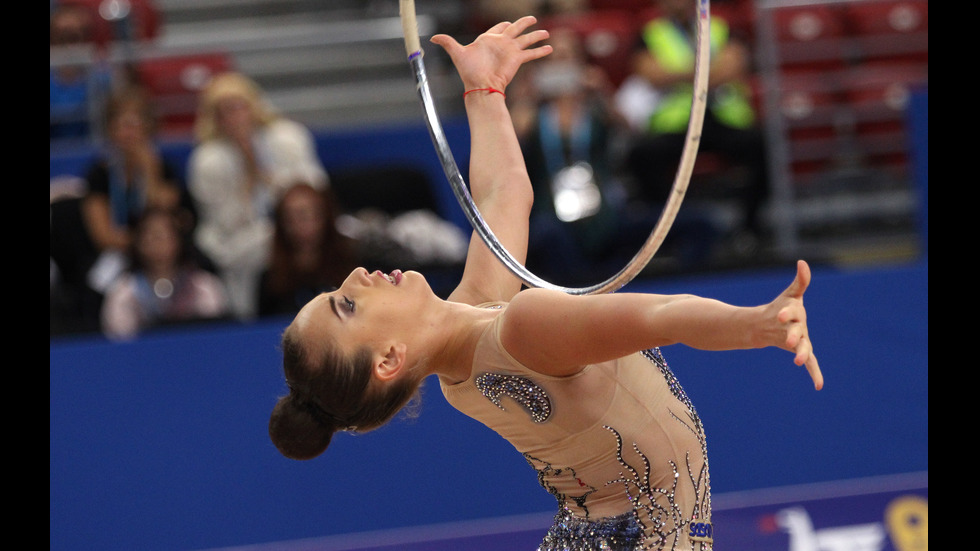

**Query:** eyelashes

left=342, top=296, right=355, bottom=313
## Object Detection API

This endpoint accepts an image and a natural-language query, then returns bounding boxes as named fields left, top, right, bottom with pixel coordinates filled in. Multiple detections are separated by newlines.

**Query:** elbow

left=491, top=171, right=535, bottom=218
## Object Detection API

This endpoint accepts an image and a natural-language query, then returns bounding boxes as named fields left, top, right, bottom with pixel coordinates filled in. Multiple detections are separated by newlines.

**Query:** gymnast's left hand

left=430, top=16, right=553, bottom=94
left=761, top=260, right=823, bottom=391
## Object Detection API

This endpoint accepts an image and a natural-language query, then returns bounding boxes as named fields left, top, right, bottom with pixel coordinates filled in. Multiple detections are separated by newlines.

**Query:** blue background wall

left=50, top=259, right=928, bottom=551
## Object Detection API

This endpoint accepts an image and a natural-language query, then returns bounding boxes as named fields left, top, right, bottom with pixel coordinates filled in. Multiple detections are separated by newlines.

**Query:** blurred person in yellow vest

left=620, top=0, right=770, bottom=255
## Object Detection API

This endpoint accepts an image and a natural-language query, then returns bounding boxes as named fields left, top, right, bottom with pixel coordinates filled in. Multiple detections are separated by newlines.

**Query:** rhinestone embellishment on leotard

left=476, top=372, right=553, bottom=423
left=528, top=348, right=712, bottom=550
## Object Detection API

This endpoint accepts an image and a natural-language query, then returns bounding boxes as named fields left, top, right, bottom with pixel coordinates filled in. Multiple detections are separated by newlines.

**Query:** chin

left=408, top=270, right=437, bottom=295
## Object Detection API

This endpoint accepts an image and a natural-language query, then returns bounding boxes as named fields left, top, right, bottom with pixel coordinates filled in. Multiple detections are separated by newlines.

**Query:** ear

left=374, top=343, right=408, bottom=382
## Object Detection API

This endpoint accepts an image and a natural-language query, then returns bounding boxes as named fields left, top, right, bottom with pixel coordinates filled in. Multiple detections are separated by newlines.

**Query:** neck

left=418, top=301, right=501, bottom=384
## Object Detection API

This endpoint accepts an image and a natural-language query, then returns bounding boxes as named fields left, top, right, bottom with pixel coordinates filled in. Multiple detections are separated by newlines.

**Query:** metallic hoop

left=399, top=0, right=711, bottom=294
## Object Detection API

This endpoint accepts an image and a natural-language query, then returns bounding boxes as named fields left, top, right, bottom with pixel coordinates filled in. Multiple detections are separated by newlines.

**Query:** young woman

left=188, top=71, right=329, bottom=320
left=100, top=207, right=229, bottom=340
left=258, top=182, right=360, bottom=317
left=269, top=17, right=822, bottom=550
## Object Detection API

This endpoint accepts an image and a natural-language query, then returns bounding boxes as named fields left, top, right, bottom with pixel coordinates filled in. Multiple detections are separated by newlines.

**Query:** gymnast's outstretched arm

left=432, top=17, right=553, bottom=307
left=500, top=260, right=824, bottom=390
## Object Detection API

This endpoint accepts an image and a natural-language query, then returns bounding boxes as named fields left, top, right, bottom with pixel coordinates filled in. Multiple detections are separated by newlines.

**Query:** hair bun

left=268, top=394, right=334, bottom=460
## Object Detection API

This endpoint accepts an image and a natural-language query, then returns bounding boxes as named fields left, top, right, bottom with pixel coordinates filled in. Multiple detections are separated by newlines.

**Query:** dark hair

left=268, top=324, right=424, bottom=460
left=104, top=85, right=160, bottom=135
left=127, top=207, right=194, bottom=272
left=264, top=183, right=359, bottom=298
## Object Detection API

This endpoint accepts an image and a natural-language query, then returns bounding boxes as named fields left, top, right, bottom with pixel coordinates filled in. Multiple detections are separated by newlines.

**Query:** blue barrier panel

left=198, top=472, right=927, bottom=550
left=50, top=261, right=927, bottom=551
left=907, top=88, right=928, bottom=256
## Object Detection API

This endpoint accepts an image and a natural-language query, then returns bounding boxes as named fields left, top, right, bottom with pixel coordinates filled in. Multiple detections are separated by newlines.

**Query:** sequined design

left=475, top=372, right=553, bottom=423
left=605, top=427, right=711, bottom=550
left=528, top=349, right=712, bottom=550
left=524, top=453, right=600, bottom=518
left=538, top=508, right=645, bottom=551
left=642, top=348, right=712, bottom=529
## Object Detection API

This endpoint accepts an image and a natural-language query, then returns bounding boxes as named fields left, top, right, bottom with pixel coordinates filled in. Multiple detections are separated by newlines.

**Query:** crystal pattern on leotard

left=475, top=372, right=553, bottom=423
left=539, top=508, right=645, bottom=550
left=524, top=454, right=600, bottom=517
left=529, top=348, right=712, bottom=550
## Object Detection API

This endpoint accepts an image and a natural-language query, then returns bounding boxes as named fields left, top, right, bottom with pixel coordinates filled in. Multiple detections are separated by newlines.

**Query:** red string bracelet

left=464, top=87, right=506, bottom=98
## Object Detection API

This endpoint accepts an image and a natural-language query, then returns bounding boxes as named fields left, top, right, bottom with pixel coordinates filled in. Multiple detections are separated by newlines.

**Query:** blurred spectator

left=50, top=3, right=115, bottom=141
left=470, top=0, right=588, bottom=32
left=621, top=0, right=770, bottom=251
left=258, top=183, right=361, bottom=318
left=80, top=86, right=195, bottom=295
left=515, top=28, right=717, bottom=282
left=101, top=207, right=230, bottom=341
left=187, top=71, right=329, bottom=321
left=50, top=86, right=195, bottom=336
left=50, top=175, right=102, bottom=336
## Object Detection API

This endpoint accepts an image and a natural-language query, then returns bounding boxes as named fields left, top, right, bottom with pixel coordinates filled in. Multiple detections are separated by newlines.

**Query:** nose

left=339, top=267, right=367, bottom=289
left=353, top=267, right=372, bottom=285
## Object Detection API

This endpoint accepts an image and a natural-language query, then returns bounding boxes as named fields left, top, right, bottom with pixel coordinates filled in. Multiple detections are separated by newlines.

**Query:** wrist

left=463, top=87, right=506, bottom=99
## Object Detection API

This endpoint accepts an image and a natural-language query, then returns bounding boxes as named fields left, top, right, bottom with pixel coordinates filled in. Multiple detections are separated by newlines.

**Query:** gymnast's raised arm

left=431, top=17, right=553, bottom=307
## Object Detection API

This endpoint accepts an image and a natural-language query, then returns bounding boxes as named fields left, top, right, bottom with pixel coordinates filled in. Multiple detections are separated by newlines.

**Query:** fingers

left=475, top=16, right=540, bottom=39
left=522, top=40, right=554, bottom=62
left=502, top=15, right=539, bottom=37
left=804, top=349, right=823, bottom=391
left=518, top=28, right=551, bottom=48
left=780, top=328, right=825, bottom=390
left=429, top=33, right=460, bottom=55
left=486, top=21, right=511, bottom=34
left=784, top=323, right=803, bottom=350
left=778, top=300, right=821, bottom=390
left=784, top=259, right=811, bottom=298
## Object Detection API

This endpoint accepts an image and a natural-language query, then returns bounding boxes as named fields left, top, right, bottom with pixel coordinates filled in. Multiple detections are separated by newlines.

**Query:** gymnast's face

left=292, top=268, right=434, bottom=358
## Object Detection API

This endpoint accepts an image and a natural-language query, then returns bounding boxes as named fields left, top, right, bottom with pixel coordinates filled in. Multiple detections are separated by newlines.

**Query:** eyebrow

left=328, top=296, right=341, bottom=320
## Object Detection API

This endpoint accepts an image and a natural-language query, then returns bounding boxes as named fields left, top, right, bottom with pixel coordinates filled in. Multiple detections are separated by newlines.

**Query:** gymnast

left=269, top=16, right=822, bottom=550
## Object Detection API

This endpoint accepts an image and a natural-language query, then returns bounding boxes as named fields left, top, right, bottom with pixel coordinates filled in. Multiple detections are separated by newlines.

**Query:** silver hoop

left=399, top=0, right=711, bottom=294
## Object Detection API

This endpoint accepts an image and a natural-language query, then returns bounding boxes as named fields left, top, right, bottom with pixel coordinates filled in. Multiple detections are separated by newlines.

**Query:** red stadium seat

left=839, top=61, right=927, bottom=173
left=58, top=0, right=161, bottom=49
left=775, top=70, right=850, bottom=182
left=845, top=0, right=928, bottom=35
left=134, top=52, right=234, bottom=135
left=770, top=4, right=849, bottom=71
left=841, top=61, right=928, bottom=125
left=777, top=70, right=844, bottom=132
left=588, top=0, right=650, bottom=12
left=844, top=0, right=928, bottom=64
left=710, top=0, right=757, bottom=45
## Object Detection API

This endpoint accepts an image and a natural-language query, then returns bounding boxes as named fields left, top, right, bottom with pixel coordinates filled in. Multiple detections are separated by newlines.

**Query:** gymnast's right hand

left=430, top=16, right=552, bottom=94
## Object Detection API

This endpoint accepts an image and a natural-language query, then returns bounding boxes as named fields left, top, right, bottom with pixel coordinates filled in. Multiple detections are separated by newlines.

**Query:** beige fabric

left=441, top=303, right=711, bottom=548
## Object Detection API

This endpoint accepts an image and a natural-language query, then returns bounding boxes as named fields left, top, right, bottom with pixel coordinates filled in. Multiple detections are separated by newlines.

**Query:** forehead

left=294, top=293, right=333, bottom=329
left=290, top=293, right=340, bottom=360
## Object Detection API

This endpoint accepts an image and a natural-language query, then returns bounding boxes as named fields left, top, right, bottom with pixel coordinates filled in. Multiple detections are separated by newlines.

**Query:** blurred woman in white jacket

left=188, top=71, right=328, bottom=320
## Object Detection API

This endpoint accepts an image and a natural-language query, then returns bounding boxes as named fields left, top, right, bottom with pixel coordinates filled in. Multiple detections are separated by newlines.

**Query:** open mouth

left=378, top=270, right=402, bottom=285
